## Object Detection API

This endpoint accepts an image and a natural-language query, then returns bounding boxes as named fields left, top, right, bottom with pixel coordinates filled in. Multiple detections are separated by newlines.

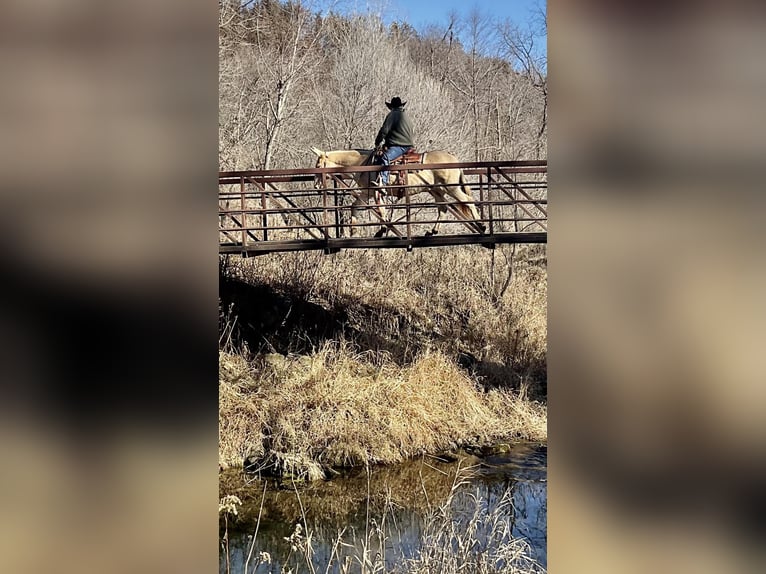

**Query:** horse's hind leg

left=426, top=204, right=448, bottom=236
left=424, top=189, right=449, bottom=236
left=460, top=201, right=486, bottom=233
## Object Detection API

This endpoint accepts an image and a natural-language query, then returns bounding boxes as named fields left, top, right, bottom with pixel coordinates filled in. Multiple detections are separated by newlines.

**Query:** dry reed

left=220, top=468, right=545, bottom=574
left=219, top=341, right=546, bottom=473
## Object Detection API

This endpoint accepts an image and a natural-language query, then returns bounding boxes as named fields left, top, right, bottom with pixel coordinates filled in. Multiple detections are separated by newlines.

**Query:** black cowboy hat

left=385, top=96, right=407, bottom=109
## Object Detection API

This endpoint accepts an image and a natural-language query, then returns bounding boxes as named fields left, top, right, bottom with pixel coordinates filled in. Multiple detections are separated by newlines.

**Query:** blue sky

left=385, top=0, right=547, bottom=64
left=314, top=0, right=547, bottom=61
left=314, top=1, right=546, bottom=36
left=386, top=0, right=545, bottom=34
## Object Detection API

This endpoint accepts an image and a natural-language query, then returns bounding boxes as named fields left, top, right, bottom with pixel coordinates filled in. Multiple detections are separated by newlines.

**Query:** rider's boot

left=372, top=177, right=387, bottom=196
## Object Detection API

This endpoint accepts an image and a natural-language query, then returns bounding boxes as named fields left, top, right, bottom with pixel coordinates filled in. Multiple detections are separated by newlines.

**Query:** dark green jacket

left=375, top=108, right=415, bottom=148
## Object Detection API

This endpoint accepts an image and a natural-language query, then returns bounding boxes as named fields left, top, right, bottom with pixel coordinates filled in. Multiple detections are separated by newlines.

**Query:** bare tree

left=497, top=5, right=548, bottom=159
left=253, top=1, right=327, bottom=168
left=219, top=2, right=280, bottom=168
left=443, top=9, right=504, bottom=160
left=314, top=14, right=390, bottom=148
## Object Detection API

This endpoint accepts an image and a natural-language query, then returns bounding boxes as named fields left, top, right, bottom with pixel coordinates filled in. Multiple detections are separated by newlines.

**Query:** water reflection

left=220, top=442, right=547, bottom=573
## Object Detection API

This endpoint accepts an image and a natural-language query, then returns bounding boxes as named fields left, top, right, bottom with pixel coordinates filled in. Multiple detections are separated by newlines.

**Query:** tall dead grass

left=219, top=341, right=546, bottom=473
left=219, top=470, right=545, bottom=574
left=400, top=482, right=545, bottom=574
left=220, top=241, right=547, bottom=472
left=226, top=243, right=547, bottom=383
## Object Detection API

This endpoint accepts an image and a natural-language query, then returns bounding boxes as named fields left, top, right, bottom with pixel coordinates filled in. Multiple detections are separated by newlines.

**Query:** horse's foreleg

left=373, top=189, right=388, bottom=221
left=370, top=189, right=390, bottom=237
left=350, top=192, right=388, bottom=237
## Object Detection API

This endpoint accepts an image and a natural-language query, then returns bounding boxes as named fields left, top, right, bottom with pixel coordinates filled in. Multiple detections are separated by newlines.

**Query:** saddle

left=371, top=148, right=423, bottom=191
left=392, top=149, right=424, bottom=165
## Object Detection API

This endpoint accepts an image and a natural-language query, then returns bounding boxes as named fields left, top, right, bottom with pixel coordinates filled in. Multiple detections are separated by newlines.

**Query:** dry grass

left=224, top=243, right=546, bottom=379
left=220, top=241, right=547, bottom=473
left=219, top=341, right=546, bottom=473
left=399, top=483, right=546, bottom=574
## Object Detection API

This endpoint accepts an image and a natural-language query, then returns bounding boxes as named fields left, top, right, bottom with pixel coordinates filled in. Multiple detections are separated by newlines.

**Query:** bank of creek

left=219, top=256, right=547, bottom=572
left=219, top=441, right=547, bottom=573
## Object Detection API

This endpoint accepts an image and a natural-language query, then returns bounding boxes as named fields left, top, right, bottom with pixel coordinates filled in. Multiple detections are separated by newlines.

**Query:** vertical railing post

left=327, top=172, right=332, bottom=238
left=405, top=166, right=412, bottom=243
left=544, top=169, right=548, bottom=231
left=479, top=171, right=485, bottom=230
left=487, top=167, right=494, bottom=236
left=322, top=176, right=328, bottom=239
left=333, top=180, right=340, bottom=239
left=260, top=180, right=268, bottom=242
left=512, top=170, right=519, bottom=234
left=240, top=175, right=246, bottom=247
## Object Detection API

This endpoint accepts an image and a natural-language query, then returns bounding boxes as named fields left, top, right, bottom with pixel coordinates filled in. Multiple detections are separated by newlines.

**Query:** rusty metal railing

left=219, top=160, right=546, bottom=255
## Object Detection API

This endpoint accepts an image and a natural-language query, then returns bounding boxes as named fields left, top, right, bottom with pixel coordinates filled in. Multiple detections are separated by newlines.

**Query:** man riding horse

left=373, top=96, right=414, bottom=194
left=310, top=95, right=486, bottom=236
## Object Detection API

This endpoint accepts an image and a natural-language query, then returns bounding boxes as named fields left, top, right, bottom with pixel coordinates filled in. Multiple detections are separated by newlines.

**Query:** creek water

left=220, top=441, right=547, bottom=573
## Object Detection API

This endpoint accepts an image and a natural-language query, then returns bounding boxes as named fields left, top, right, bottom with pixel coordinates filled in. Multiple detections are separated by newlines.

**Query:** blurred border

left=0, top=1, right=218, bottom=573
left=3, top=1, right=766, bottom=572
left=551, top=1, right=766, bottom=572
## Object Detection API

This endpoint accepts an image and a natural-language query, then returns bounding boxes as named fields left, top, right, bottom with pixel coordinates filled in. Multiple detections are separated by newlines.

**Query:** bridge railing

left=219, top=160, right=546, bottom=254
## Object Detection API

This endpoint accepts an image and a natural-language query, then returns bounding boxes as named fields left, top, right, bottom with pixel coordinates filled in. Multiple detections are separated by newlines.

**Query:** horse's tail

left=459, top=170, right=472, bottom=199
left=458, top=171, right=477, bottom=216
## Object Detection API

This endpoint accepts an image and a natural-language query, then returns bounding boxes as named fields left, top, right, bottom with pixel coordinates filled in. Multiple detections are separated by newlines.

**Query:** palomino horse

left=311, top=148, right=486, bottom=236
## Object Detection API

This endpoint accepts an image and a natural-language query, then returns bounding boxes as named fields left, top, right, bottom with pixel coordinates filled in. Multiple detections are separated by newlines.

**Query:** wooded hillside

left=219, top=0, right=547, bottom=170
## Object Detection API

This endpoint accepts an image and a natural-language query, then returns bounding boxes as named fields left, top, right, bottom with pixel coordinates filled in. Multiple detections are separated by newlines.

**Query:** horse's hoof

left=374, top=228, right=386, bottom=238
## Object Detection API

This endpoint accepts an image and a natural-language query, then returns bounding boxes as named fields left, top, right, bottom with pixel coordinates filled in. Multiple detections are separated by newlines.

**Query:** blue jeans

left=379, top=145, right=412, bottom=185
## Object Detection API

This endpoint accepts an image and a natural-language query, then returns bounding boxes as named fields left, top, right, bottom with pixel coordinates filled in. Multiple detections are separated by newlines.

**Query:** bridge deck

left=220, top=232, right=547, bottom=256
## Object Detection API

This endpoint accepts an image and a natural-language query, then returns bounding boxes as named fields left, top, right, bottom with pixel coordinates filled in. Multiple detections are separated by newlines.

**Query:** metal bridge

left=219, top=159, right=546, bottom=256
